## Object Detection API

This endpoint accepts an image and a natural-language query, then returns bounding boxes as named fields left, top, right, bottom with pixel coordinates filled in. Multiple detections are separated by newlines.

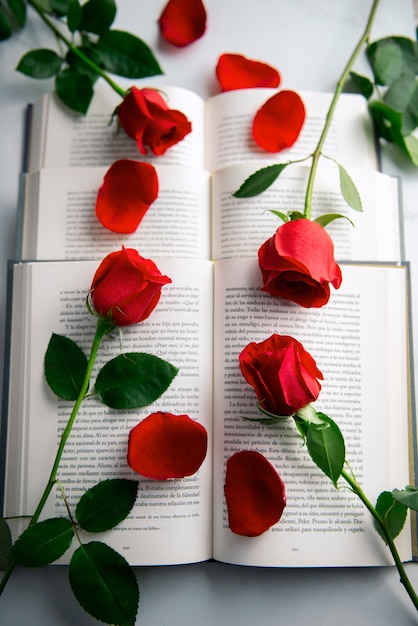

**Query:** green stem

left=304, top=0, right=381, bottom=219
left=341, top=468, right=418, bottom=611
left=0, top=316, right=113, bottom=596
left=27, top=0, right=126, bottom=98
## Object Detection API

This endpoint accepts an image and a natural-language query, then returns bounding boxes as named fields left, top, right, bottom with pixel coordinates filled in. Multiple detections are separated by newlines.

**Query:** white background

left=1, top=1, right=418, bottom=624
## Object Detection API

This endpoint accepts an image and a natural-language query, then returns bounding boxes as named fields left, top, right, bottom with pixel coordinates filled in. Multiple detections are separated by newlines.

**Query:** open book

left=25, top=84, right=379, bottom=174
left=2, top=257, right=415, bottom=567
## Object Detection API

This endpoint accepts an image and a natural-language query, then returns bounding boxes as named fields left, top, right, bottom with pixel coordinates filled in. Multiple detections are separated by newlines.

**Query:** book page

left=212, top=259, right=411, bottom=567
left=21, top=165, right=210, bottom=261
left=27, top=84, right=205, bottom=172
left=211, top=163, right=401, bottom=262
left=205, top=89, right=378, bottom=173
left=4, top=258, right=214, bottom=566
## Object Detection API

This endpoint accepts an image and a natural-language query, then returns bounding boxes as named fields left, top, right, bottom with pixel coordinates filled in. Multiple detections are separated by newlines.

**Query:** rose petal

left=215, top=53, right=281, bottom=91
left=95, top=160, right=159, bottom=233
left=224, top=450, right=286, bottom=536
left=127, top=412, right=208, bottom=479
left=158, top=0, right=207, bottom=47
left=252, top=90, right=305, bottom=152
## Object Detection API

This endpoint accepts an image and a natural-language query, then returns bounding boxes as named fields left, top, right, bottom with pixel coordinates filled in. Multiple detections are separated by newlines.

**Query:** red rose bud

left=258, top=218, right=342, bottom=308
left=90, top=247, right=171, bottom=326
left=117, top=87, right=192, bottom=156
left=158, top=0, right=207, bottom=47
left=95, top=160, right=159, bottom=234
left=224, top=450, right=286, bottom=537
left=215, top=53, right=281, bottom=92
left=252, top=90, right=305, bottom=152
left=127, top=412, right=208, bottom=479
left=239, top=333, right=323, bottom=417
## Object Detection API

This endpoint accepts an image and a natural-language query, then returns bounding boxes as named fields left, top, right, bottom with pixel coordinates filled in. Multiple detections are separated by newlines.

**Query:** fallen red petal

left=95, top=160, right=159, bottom=234
left=127, top=412, right=208, bottom=480
left=224, top=450, right=286, bottom=536
left=215, top=53, right=281, bottom=91
left=252, top=90, right=306, bottom=152
left=158, top=0, right=207, bottom=47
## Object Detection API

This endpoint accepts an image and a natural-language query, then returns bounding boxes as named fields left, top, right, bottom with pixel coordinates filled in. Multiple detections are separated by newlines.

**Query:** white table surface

left=1, top=1, right=418, bottom=624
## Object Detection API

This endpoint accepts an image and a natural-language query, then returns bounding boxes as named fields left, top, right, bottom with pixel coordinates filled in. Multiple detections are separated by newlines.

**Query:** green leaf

left=392, top=486, right=418, bottom=511
left=367, top=37, right=418, bottom=86
left=0, top=7, right=12, bottom=41
left=6, top=0, right=26, bottom=27
left=78, top=0, right=116, bottom=36
left=375, top=491, right=408, bottom=543
left=402, top=133, right=418, bottom=166
left=305, top=412, right=345, bottom=487
left=76, top=479, right=138, bottom=533
left=12, top=518, right=74, bottom=567
left=368, top=99, right=404, bottom=142
left=384, top=76, right=418, bottom=135
left=16, top=49, right=62, bottom=79
left=55, top=67, right=95, bottom=114
left=44, top=332, right=88, bottom=400
left=97, top=29, right=163, bottom=78
left=95, top=352, right=178, bottom=409
left=367, top=39, right=404, bottom=86
left=348, top=71, right=374, bottom=99
left=323, top=156, right=362, bottom=212
left=337, top=162, right=362, bottom=212
left=0, top=518, right=12, bottom=570
left=50, top=0, right=72, bottom=17
left=314, top=213, right=354, bottom=228
left=69, top=541, right=139, bottom=626
left=67, top=0, right=82, bottom=33
left=232, top=163, right=290, bottom=198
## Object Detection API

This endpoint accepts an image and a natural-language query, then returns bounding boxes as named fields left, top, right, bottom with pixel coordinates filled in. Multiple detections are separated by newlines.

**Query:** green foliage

left=76, top=479, right=138, bottom=533
left=375, top=490, right=408, bottom=543
left=12, top=517, right=74, bottom=567
left=360, top=35, right=418, bottom=166
left=0, top=518, right=12, bottom=570
left=392, top=486, right=418, bottom=511
left=233, top=163, right=290, bottom=198
left=69, top=541, right=139, bottom=626
left=97, top=30, right=163, bottom=78
left=55, top=66, right=95, bottom=113
left=44, top=333, right=88, bottom=400
left=95, top=352, right=178, bottom=409
left=16, top=48, right=62, bottom=78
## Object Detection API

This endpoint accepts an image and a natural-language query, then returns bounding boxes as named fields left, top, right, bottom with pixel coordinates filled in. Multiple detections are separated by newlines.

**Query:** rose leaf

left=12, top=518, right=74, bottom=567
left=44, top=332, right=88, bottom=401
left=69, top=541, right=139, bottom=626
left=76, top=479, right=139, bottom=532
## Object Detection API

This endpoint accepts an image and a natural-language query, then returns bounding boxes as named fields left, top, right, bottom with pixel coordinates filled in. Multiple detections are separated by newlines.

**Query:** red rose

left=252, top=90, right=305, bottom=152
left=224, top=450, right=286, bottom=537
left=158, top=0, right=207, bottom=47
left=239, top=333, right=323, bottom=417
left=117, top=87, right=192, bottom=156
left=95, top=160, right=159, bottom=234
left=127, top=412, right=208, bottom=479
left=89, top=247, right=171, bottom=326
left=258, top=218, right=342, bottom=308
left=215, top=53, right=281, bottom=92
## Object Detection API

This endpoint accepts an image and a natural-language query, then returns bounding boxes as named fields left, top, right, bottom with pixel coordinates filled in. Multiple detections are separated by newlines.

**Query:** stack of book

left=1, top=83, right=415, bottom=568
